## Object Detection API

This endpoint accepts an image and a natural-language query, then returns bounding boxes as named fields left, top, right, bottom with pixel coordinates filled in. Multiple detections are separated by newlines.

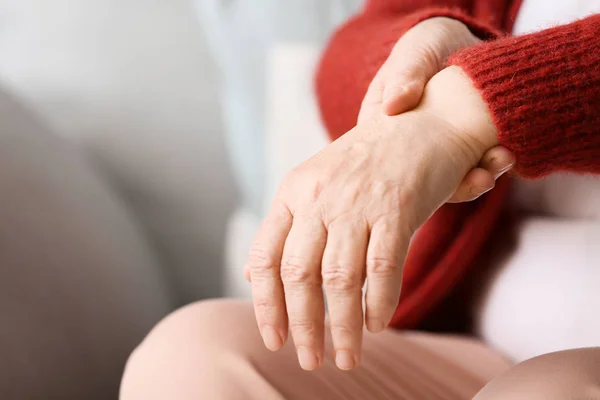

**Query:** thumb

left=382, top=20, right=481, bottom=115
left=381, top=72, right=429, bottom=116
left=359, top=33, right=445, bottom=124
left=381, top=43, right=449, bottom=116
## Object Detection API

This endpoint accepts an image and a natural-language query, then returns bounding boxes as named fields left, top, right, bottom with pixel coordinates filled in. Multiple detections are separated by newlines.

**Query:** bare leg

left=475, top=347, right=600, bottom=399
left=121, top=299, right=511, bottom=400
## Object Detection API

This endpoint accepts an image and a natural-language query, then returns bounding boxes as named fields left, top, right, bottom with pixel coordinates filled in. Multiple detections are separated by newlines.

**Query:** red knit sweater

left=316, top=0, right=600, bottom=329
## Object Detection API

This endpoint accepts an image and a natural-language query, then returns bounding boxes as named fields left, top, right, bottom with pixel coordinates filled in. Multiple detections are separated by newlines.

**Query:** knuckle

left=280, top=170, right=325, bottom=207
left=427, top=17, right=467, bottom=39
left=306, top=180, right=325, bottom=204
left=253, top=298, right=278, bottom=316
left=338, top=186, right=363, bottom=208
left=280, top=257, right=319, bottom=285
left=282, top=168, right=300, bottom=185
left=247, top=247, right=277, bottom=274
left=329, top=322, right=360, bottom=338
left=264, top=198, right=293, bottom=226
left=322, top=264, right=362, bottom=291
left=367, top=257, right=399, bottom=278
left=431, top=21, right=456, bottom=38
left=415, top=43, right=443, bottom=71
left=278, top=170, right=303, bottom=196
left=288, top=320, right=319, bottom=335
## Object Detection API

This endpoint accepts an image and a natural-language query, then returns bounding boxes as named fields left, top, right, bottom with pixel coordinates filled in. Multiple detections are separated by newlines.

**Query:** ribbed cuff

left=450, top=14, right=600, bottom=178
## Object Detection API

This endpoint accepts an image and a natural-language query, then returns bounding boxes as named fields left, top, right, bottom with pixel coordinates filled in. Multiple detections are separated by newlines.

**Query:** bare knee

left=475, top=348, right=600, bottom=400
left=120, top=299, right=262, bottom=399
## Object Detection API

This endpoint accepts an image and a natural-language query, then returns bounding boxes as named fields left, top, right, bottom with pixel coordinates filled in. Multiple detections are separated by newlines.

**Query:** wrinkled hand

left=360, top=17, right=514, bottom=202
left=247, top=66, right=500, bottom=372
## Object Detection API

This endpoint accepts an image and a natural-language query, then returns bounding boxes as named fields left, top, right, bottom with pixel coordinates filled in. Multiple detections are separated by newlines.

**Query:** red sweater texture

left=316, top=0, right=600, bottom=329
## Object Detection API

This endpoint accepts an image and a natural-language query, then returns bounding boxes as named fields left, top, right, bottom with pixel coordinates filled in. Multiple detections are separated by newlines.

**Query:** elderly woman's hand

left=247, top=64, right=500, bottom=372
left=360, top=17, right=514, bottom=202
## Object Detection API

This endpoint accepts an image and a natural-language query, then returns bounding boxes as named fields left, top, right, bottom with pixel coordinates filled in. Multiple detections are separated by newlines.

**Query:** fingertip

left=449, top=190, right=479, bottom=203
left=335, top=350, right=357, bottom=371
left=262, top=325, right=284, bottom=352
left=366, top=318, right=386, bottom=333
left=297, top=346, right=320, bottom=371
left=473, top=170, right=496, bottom=191
left=383, top=97, right=409, bottom=116
left=470, top=185, right=493, bottom=197
left=481, top=146, right=516, bottom=176
left=449, top=168, right=495, bottom=203
left=488, top=145, right=515, bottom=161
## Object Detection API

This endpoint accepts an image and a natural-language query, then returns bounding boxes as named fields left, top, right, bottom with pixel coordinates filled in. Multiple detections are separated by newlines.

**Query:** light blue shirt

left=195, top=0, right=361, bottom=216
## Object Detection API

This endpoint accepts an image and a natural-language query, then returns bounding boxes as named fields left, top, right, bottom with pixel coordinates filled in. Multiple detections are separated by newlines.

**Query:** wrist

left=419, top=66, right=498, bottom=158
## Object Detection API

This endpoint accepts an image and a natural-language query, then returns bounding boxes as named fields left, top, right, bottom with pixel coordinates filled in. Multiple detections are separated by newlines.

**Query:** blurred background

left=0, top=0, right=360, bottom=398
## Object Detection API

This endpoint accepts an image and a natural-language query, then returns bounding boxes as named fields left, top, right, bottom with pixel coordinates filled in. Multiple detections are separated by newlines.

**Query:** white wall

left=0, top=0, right=238, bottom=303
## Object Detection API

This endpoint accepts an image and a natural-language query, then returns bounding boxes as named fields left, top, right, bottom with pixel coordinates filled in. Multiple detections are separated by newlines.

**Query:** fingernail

left=470, top=186, right=492, bottom=196
left=261, top=326, right=283, bottom=351
left=335, top=350, right=356, bottom=371
left=367, top=319, right=385, bottom=333
left=499, top=162, right=515, bottom=173
left=297, top=346, right=319, bottom=371
left=490, top=157, right=514, bottom=173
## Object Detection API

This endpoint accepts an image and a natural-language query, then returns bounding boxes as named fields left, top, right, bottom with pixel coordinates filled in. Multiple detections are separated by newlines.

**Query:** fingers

left=449, top=167, right=495, bottom=203
left=280, top=215, right=327, bottom=371
left=449, top=146, right=515, bottom=203
left=364, top=217, right=407, bottom=333
left=321, top=217, right=368, bottom=371
left=247, top=200, right=293, bottom=352
left=480, top=146, right=515, bottom=179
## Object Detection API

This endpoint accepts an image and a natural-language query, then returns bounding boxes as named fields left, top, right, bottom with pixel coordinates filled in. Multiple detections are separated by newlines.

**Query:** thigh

left=121, top=300, right=511, bottom=400
left=0, top=92, right=172, bottom=399
left=475, top=348, right=600, bottom=400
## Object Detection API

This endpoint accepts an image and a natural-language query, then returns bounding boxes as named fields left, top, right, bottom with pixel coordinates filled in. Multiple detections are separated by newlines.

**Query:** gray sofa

left=0, top=91, right=171, bottom=398
left=0, top=1, right=236, bottom=398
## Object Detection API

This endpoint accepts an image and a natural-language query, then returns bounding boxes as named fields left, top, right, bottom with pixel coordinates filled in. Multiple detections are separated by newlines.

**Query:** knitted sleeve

left=450, top=14, right=600, bottom=178
left=315, top=0, right=506, bottom=141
